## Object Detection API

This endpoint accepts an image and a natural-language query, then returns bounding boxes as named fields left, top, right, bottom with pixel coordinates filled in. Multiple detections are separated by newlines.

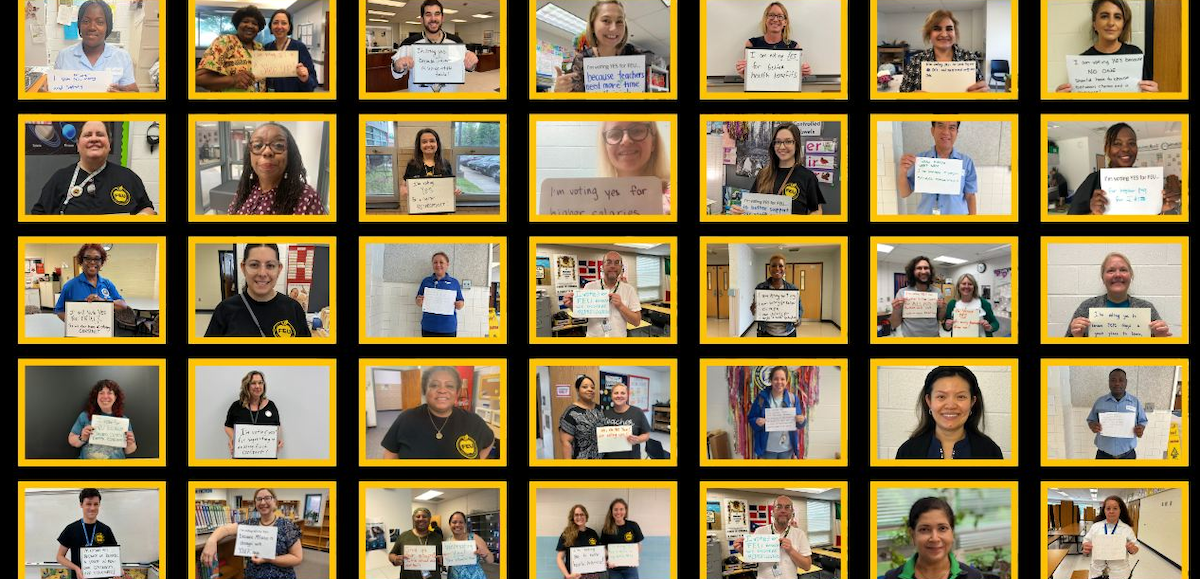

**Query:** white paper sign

left=80, top=546, right=122, bottom=578
left=902, top=291, right=938, bottom=319
left=89, top=415, right=129, bottom=448
left=951, top=309, right=982, bottom=338
left=755, top=289, right=800, bottom=322
left=607, top=543, right=640, bottom=567
left=235, top=524, right=279, bottom=559
left=234, top=424, right=279, bottom=459
left=745, top=49, right=803, bottom=92
left=56, top=4, right=75, bottom=25
left=65, top=301, right=115, bottom=338
left=920, top=60, right=977, bottom=92
left=412, top=44, right=467, bottom=84
left=740, top=192, right=792, bottom=215
left=1090, top=534, right=1128, bottom=560
left=1066, top=54, right=1143, bottom=93
left=765, top=407, right=797, bottom=432
left=421, top=287, right=458, bottom=316
left=250, top=50, right=299, bottom=78
left=583, top=54, right=646, bottom=92
left=1100, top=167, right=1163, bottom=215
left=1088, top=307, right=1151, bottom=337
left=49, top=70, right=115, bottom=93
left=570, top=545, right=607, bottom=574
left=404, top=544, right=437, bottom=570
left=914, top=157, right=964, bottom=195
left=407, top=177, right=457, bottom=214
left=537, top=51, right=564, bottom=76
left=540, top=177, right=664, bottom=216
left=442, top=540, right=478, bottom=567
left=571, top=289, right=611, bottom=318
left=597, top=424, right=633, bottom=453
left=742, top=534, right=781, bottom=563
left=1098, top=412, right=1137, bottom=439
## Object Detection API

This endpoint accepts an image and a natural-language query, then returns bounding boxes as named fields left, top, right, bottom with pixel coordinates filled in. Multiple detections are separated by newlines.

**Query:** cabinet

left=301, top=499, right=330, bottom=551
left=652, top=404, right=670, bottom=433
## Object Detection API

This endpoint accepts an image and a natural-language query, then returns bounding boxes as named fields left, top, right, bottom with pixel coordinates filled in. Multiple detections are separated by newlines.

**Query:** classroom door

left=706, top=265, right=728, bottom=319
left=400, top=368, right=422, bottom=410
left=792, top=263, right=822, bottom=321
left=547, top=365, right=599, bottom=459
left=1152, top=0, right=1182, bottom=92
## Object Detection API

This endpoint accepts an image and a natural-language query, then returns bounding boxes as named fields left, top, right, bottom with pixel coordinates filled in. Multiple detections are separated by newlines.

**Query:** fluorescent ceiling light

left=613, top=243, right=658, bottom=250
left=443, top=8, right=458, bottom=14
left=404, top=20, right=421, bottom=24
left=662, top=0, right=670, bottom=5
left=537, top=3, right=586, bottom=35
left=471, top=13, right=494, bottom=18
left=368, top=9, right=396, bottom=16
left=933, top=255, right=967, bottom=265
left=370, top=0, right=408, bottom=7
left=876, top=244, right=894, bottom=253
left=451, top=18, right=467, bottom=22
left=415, top=490, right=444, bottom=501
left=368, top=18, right=388, bottom=22
left=784, top=487, right=831, bottom=494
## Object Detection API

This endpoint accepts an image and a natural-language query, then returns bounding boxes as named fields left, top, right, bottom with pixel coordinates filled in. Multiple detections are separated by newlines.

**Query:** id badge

left=771, top=563, right=783, bottom=578
left=601, top=319, right=614, bottom=336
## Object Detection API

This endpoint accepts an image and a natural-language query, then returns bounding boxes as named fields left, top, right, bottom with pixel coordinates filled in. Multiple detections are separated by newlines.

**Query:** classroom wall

left=534, top=487, right=671, bottom=579
left=192, top=365, right=331, bottom=460
left=30, top=0, right=160, bottom=88
left=24, top=242, right=160, bottom=300
left=1045, top=242, right=1183, bottom=337
left=364, top=487, right=413, bottom=570
left=288, top=0, right=328, bottom=81
left=875, top=250, right=1013, bottom=333
left=876, top=121, right=1013, bottom=216
left=984, top=0, right=1012, bottom=68
left=749, top=246, right=842, bottom=324
left=710, top=121, right=844, bottom=216
left=876, top=6, right=983, bottom=54
left=22, top=121, right=160, bottom=214
left=533, top=121, right=673, bottom=193
left=875, top=365, right=1013, bottom=460
left=1045, top=0, right=1146, bottom=89
left=365, top=243, right=494, bottom=337
left=24, top=487, right=161, bottom=563
left=535, top=364, right=671, bottom=458
left=1053, top=135, right=1096, bottom=197
left=947, top=255, right=1013, bottom=322
left=704, top=0, right=843, bottom=76
left=1135, top=487, right=1183, bottom=565
left=705, top=489, right=839, bottom=558
left=705, top=365, right=842, bottom=460
left=23, top=365, right=161, bottom=459
left=1048, top=365, right=1178, bottom=460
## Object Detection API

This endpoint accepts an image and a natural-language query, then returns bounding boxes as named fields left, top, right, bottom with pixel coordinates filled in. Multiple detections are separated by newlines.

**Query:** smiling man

left=1086, top=368, right=1149, bottom=459
left=53, top=1, right=138, bottom=92
left=55, top=488, right=121, bottom=579
left=390, top=0, right=480, bottom=93
left=562, top=251, right=643, bottom=338
left=889, top=255, right=946, bottom=338
left=896, top=121, right=979, bottom=215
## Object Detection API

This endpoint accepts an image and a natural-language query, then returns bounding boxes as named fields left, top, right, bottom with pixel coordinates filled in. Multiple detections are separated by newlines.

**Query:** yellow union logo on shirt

left=272, top=320, right=296, bottom=337
left=94, top=532, right=107, bottom=544
left=624, top=531, right=634, bottom=542
left=588, top=537, right=598, bottom=545
left=456, top=434, right=478, bottom=458
left=782, top=182, right=799, bottom=199
left=110, top=186, right=130, bottom=205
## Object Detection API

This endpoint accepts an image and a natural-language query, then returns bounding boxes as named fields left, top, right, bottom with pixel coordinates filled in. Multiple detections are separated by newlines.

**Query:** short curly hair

left=76, top=244, right=108, bottom=266
left=231, top=5, right=266, bottom=31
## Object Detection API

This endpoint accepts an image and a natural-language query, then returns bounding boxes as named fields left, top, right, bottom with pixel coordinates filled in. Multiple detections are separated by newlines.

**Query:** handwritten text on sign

left=764, top=406, right=797, bottom=432
left=65, top=301, right=115, bottom=338
left=741, top=534, right=781, bottom=563
left=407, top=177, right=457, bottom=214
left=920, top=60, right=977, bottom=92
left=754, top=289, right=800, bottom=322
left=951, top=309, right=982, bottom=338
left=1098, top=412, right=1137, bottom=439
left=1088, top=307, right=1150, bottom=337
left=740, top=192, right=792, bottom=215
left=570, top=545, right=608, bottom=574
left=745, top=49, right=802, bottom=92
left=404, top=544, right=437, bottom=570
left=902, top=291, right=938, bottom=319
left=1090, top=534, right=1128, bottom=561
left=583, top=55, right=646, bottom=93
left=412, top=44, right=467, bottom=84
left=89, top=415, right=130, bottom=448
left=442, top=540, right=478, bottom=567
left=540, top=176, right=663, bottom=215
left=914, top=157, right=964, bottom=195
left=234, top=424, right=279, bottom=459
left=607, top=543, right=639, bottom=567
left=49, top=70, right=115, bottom=92
left=1100, top=167, right=1163, bottom=215
left=235, top=524, right=278, bottom=559
left=80, top=546, right=122, bottom=578
left=421, top=287, right=458, bottom=316
left=596, top=424, right=633, bottom=454
left=1066, top=54, right=1143, bottom=93
left=250, top=50, right=299, bottom=78
left=571, top=289, right=611, bottom=318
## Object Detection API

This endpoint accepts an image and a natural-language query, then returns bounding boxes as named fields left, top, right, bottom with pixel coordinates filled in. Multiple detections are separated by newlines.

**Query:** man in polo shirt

left=1086, top=368, right=1148, bottom=459
left=896, top=120, right=979, bottom=215
left=54, top=244, right=129, bottom=322
left=390, top=0, right=479, bottom=93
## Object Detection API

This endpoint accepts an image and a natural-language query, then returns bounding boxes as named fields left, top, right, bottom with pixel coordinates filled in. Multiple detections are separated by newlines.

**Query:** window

left=452, top=122, right=501, bottom=198
left=365, top=122, right=394, bottom=147
left=365, top=155, right=394, bottom=199
left=635, top=255, right=661, bottom=301
left=806, top=500, right=832, bottom=545
left=875, top=488, right=1012, bottom=556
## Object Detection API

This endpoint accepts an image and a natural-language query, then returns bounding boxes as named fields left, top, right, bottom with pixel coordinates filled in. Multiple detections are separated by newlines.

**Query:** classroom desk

left=1046, top=548, right=1070, bottom=578
left=706, top=75, right=842, bottom=93
left=123, top=296, right=160, bottom=314
left=811, top=548, right=840, bottom=558
left=25, top=313, right=65, bottom=337
left=641, top=303, right=672, bottom=315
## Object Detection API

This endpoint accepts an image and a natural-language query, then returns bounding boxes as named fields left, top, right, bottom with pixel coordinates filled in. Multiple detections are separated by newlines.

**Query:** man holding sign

left=896, top=121, right=978, bottom=215
left=391, top=0, right=479, bottom=93
left=731, top=495, right=813, bottom=577
left=747, top=367, right=806, bottom=459
left=749, top=254, right=803, bottom=337
left=54, top=244, right=129, bottom=324
left=1085, top=369, right=1148, bottom=459
left=56, top=488, right=121, bottom=579
left=562, top=251, right=642, bottom=338
left=890, top=256, right=946, bottom=338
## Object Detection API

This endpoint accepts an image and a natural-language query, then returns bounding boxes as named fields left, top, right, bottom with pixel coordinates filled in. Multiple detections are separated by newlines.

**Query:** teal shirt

left=70, top=411, right=132, bottom=459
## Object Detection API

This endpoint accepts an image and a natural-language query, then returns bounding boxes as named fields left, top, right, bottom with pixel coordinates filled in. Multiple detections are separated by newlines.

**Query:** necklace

left=428, top=407, right=451, bottom=439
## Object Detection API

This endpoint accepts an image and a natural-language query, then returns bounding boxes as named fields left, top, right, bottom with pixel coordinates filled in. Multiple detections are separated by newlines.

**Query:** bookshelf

left=652, top=403, right=671, bottom=433
left=301, top=499, right=330, bottom=551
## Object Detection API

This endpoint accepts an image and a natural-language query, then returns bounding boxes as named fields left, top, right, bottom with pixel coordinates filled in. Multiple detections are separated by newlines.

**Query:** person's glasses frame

left=603, top=124, right=653, bottom=145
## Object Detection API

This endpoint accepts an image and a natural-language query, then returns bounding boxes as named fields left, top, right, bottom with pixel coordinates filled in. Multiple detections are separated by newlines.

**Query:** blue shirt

left=70, top=411, right=132, bottom=459
left=54, top=274, right=123, bottom=314
left=417, top=274, right=464, bottom=334
left=1086, top=393, right=1148, bottom=456
left=54, top=42, right=137, bottom=86
left=906, top=147, right=978, bottom=215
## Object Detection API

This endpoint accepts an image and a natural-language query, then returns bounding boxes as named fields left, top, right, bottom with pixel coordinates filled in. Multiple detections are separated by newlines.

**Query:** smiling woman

left=32, top=121, right=156, bottom=215
left=229, top=123, right=325, bottom=215
left=379, top=366, right=496, bottom=459
left=883, top=497, right=985, bottom=579
left=196, top=5, right=267, bottom=92
left=1067, top=123, right=1179, bottom=215
left=52, top=0, right=138, bottom=92
left=894, top=366, right=1003, bottom=459
left=897, top=9, right=986, bottom=93
left=203, top=244, right=312, bottom=337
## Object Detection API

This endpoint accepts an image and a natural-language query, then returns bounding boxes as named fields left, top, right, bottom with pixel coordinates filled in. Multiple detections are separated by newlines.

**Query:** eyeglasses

left=81, top=256, right=103, bottom=263
left=603, top=124, right=652, bottom=145
left=773, top=139, right=796, bottom=147
left=773, top=504, right=794, bottom=510
left=255, top=496, right=275, bottom=503
left=766, top=13, right=787, bottom=21
left=244, top=260, right=281, bottom=272
left=249, top=140, right=288, bottom=155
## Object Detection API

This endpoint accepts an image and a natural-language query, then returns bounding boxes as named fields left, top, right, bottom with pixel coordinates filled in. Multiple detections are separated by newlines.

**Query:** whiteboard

left=705, top=0, right=842, bottom=76
left=23, top=488, right=160, bottom=563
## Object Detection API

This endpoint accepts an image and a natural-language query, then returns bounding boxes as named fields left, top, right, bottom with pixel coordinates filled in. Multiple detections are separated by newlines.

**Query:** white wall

left=704, top=489, right=839, bottom=558
left=727, top=243, right=756, bottom=336
left=984, top=0, right=1011, bottom=68
left=534, top=121, right=673, bottom=191
left=877, top=8, right=983, bottom=54
left=1135, top=487, right=1183, bottom=565
left=535, top=487, right=672, bottom=537
left=364, top=487, right=412, bottom=570
left=705, top=365, right=842, bottom=460
left=704, top=0, right=842, bottom=76
left=24, top=242, right=159, bottom=300
left=1054, top=135, right=1098, bottom=198
left=1045, top=242, right=1183, bottom=337
left=1046, top=0, right=1146, bottom=89
left=875, top=365, right=1013, bottom=459
left=277, top=121, right=326, bottom=195
left=876, top=121, right=1013, bottom=216
left=24, top=487, right=160, bottom=563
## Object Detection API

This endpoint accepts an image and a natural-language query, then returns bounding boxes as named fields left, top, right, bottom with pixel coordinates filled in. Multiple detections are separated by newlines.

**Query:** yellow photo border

left=1040, top=358, right=1189, bottom=467
left=188, top=358, right=337, bottom=467
left=187, top=113, right=337, bottom=222
left=187, top=236, right=338, bottom=344
left=17, top=114, right=168, bottom=223
left=17, top=358, right=167, bottom=467
left=528, top=357, right=677, bottom=467
left=1040, top=113, right=1189, bottom=222
left=699, top=115, right=849, bottom=222
left=698, top=236, right=849, bottom=344
left=18, top=235, right=168, bottom=345
left=358, top=114, right=508, bottom=223
left=870, top=0, right=1019, bottom=100
left=869, top=358, right=1020, bottom=467
left=869, top=114, right=1020, bottom=223
left=1040, top=236, right=1189, bottom=344
left=528, top=114, right=678, bottom=222
left=528, top=236, right=678, bottom=344
left=698, top=358, right=848, bottom=467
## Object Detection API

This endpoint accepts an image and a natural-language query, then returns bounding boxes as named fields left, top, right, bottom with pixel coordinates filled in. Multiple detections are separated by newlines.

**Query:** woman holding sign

left=380, top=366, right=495, bottom=459
left=1067, top=123, right=1178, bottom=215
left=883, top=497, right=984, bottom=579
left=596, top=122, right=672, bottom=214
left=895, top=367, right=1002, bottom=459
left=264, top=10, right=317, bottom=92
left=940, top=274, right=999, bottom=338
left=747, top=366, right=806, bottom=459
left=223, top=371, right=283, bottom=457
left=204, top=244, right=313, bottom=338
left=600, top=498, right=644, bottom=579
left=1066, top=252, right=1171, bottom=337
left=600, top=383, right=651, bottom=459
left=229, top=123, right=325, bottom=215
left=749, top=254, right=803, bottom=337
left=68, top=379, right=136, bottom=459
left=445, top=511, right=494, bottom=579
left=1054, top=0, right=1157, bottom=92
left=54, top=244, right=129, bottom=322
left=195, top=6, right=265, bottom=92
left=52, top=1, right=138, bottom=92
left=1081, top=496, right=1139, bottom=579
left=556, top=504, right=603, bottom=579
left=733, top=124, right=824, bottom=215
left=200, top=488, right=303, bottom=578
left=897, top=10, right=987, bottom=93
left=553, top=0, right=649, bottom=93
left=399, top=129, right=463, bottom=209
left=415, top=251, right=465, bottom=337
left=733, top=3, right=813, bottom=78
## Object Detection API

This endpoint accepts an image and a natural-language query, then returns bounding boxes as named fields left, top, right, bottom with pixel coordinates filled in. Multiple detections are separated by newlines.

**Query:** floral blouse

left=228, top=183, right=325, bottom=215
left=899, top=44, right=984, bottom=92
left=198, top=34, right=263, bottom=92
left=243, top=517, right=300, bottom=579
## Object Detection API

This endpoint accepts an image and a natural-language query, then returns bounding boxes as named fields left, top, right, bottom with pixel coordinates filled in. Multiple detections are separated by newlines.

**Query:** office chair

left=989, top=60, right=1010, bottom=89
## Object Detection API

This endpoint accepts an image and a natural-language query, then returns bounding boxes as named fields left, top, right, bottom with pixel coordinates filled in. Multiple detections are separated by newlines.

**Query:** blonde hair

left=596, top=122, right=671, bottom=182
left=1100, top=252, right=1133, bottom=278
left=759, top=2, right=791, bottom=42
left=585, top=0, right=628, bottom=52
left=921, top=10, right=960, bottom=44
left=238, top=371, right=267, bottom=407
left=951, top=273, right=979, bottom=301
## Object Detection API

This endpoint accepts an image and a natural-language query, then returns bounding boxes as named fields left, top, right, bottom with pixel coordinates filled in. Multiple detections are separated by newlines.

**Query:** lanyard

left=239, top=292, right=269, bottom=337
left=605, top=281, right=619, bottom=294
left=61, top=162, right=107, bottom=213
left=1104, top=522, right=1116, bottom=535
left=81, top=520, right=96, bottom=546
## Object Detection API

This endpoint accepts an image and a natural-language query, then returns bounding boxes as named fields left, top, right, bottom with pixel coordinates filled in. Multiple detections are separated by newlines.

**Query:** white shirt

left=751, top=524, right=811, bottom=579
left=390, top=31, right=473, bottom=93
left=582, top=279, right=641, bottom=338
left=1083, top=519, right=1137, bottom=561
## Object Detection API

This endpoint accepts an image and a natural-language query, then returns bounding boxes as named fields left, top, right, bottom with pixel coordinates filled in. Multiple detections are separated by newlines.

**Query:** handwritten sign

left=1090, top=534, right=1128, bottom=560
left=571, top=289, right=611, bottom=318
left=805, top=139, right=836, bottom=153
left=597, top=424, right=633, bottom=453
left=65, top=301, right=114, bottom=338
left=1100, top=167, right=1163, bottom=215
left=764, top=407, right=797, bottom=432
left=914, top=157, right=964, bottom=195
left=80, top=546, right=121, bottom=578
left=754, top=289, right=800, bottom=322
left=920, top=60, right=977, bottom=92
left=404, top=544, right=437, bottom=570
left=740, top=192, right=792, bottom=215
left=234, top=524, right=279, bottom=559
left=741, top=534, right=781, bottom=563
left=569, top=545, right=607, bottom=574
left=442, top=539, right=478, bottom=567
left=250, top=50, right=299, bottom=78
left=1098, top=412, right=1137, bottom=438
left=805, top=153, right=837, bottom=169
left=1088, top=307, right=1150, bottom=337
left=89, top=415, right=129, bottom=448
left=234, top=424, right=279, bottom=459
left=407, top=177, right=456, bottom=214
left=48, top=70, right=115, bottom=93
left=607, top=543, right=639, bottom=567
left=745, top=49, right=802, bottom=92
left=951, top=309, right=982, bottom=338
left=583, top=55, right=646, bottom=92
left=540, top=176, right=663, bottom=215
left=422, top=287, right=458, bottom=316
left=1066, top=54, right=1143, bottom=93
left=412, top=44, right=467, bottom=84
left=902, top=291, right=938, bottom=319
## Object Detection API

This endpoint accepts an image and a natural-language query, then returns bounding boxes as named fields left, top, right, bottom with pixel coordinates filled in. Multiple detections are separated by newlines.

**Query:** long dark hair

left=233, top=123, right=310, bottom=215
left=755, top=124, right=802, bottom=194
left=911, top=366, right=985, bottom=438
left=407, top=128, right=450, bottom=176
left=1095, top=495, right=1134, bottom=526
left=86, top=379, right=125, bottom=419
left=904, top=256, right=935, bottom=288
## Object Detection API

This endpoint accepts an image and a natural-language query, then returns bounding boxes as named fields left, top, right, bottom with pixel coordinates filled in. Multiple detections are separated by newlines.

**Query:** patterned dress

left=197, top=34, right=263, bottom=92
left=228, top=183, right=325, bottom=215
left=559, top=405, right=604, bottom=459
left=446, top=535, right=487, bottom=579
left=243, top=517, right=301, bottom=579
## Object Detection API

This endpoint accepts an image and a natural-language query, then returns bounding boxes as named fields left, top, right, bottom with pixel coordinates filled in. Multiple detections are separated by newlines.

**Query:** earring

left=283, top=172, right=289, bottom=180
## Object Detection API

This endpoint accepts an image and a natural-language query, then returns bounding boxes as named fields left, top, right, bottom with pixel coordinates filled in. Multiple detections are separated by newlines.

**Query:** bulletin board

left=626, top=374, right=651, bottom=411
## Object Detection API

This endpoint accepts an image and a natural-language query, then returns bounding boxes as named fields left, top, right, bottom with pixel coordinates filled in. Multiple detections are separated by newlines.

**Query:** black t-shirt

left=57, top=519, right=118, bottom=579
left=555, top=527, right=602, bottom=573
left=600, top=520, right=645, bottom=546
left=381, top=404, right=495, bottom=459
left=600, top=406, right=651, bottom=459
left=1068, top=170, right=1103, bottom=215
left=33, top=163, right=153, bottom=215
left=224, top=399, right=282, bottom=427
left=750, top=165, right=826, bottom=215
left=204, top=292, right=312, bottom=338
left=1081, top=43, right=1150, bottom=80
left=747, top=36, right=798, bottom=50
left=404, top=159, right=456, bottom=179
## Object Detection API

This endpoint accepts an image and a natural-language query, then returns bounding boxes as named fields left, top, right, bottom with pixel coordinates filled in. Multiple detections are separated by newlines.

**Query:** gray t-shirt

left=894, top=287, right=940, bottom=338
